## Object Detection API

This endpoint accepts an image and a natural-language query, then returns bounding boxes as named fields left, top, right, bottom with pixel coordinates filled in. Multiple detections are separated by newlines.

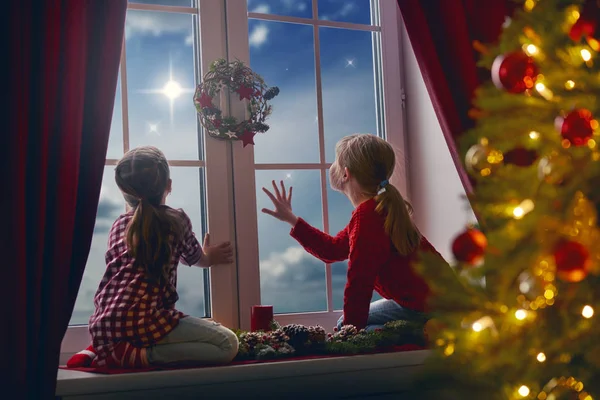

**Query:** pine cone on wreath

left=263, top=87, right=280, bottom=100
left=282, top=324, right=310, bottom=348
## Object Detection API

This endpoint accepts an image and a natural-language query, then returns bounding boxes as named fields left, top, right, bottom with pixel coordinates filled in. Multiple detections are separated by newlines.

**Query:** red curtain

left=2, top=0, right=126, bottom=398
left=397, top=0, right=516, bottom=192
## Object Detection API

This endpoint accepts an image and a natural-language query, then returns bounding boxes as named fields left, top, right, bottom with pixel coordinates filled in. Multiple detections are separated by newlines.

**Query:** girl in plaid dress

left=76, top=146, right=238, bottom=369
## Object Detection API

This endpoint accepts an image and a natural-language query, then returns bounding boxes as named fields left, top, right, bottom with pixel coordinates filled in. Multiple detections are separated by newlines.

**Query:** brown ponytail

left=115, top=146, right=183, bottom=283
left=333, top=134, right=421, bottom=255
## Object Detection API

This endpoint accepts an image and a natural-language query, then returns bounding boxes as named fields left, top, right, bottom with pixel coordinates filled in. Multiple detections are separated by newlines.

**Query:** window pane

left=125, top=10, right=200, bottom=160
left=248, top=20, right=320, bottom=163
left=168, top=167, right=207, bottom=317
left=107, top=74, right=123, bottom=159
left=247, top=0, right=312, bottom=18
left=70, top=167, right=125, bottom=325
left=128, top=0, right=195, bottom=7
left=255, top=170, right=326, bottom=313
left=320, top=27, right=379, bottom=162
left=318, top=0, right=374, bottom=25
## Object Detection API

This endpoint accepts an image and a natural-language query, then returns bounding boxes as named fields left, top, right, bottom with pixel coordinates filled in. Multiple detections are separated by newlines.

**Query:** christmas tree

left=406, top=0, right=600, bottom=399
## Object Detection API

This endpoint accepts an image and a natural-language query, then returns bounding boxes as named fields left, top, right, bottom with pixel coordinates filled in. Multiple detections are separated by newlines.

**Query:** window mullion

left=198, top=0, right=239, bottom=329
left=224, top=0, right=262, bottom=331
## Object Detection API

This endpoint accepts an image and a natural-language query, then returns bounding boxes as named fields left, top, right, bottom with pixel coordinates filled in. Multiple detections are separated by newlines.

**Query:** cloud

left=260, top=246, right=326, bottom=288
left=93, top=184, right=124, bottom=233
left=249, top=24, right=269, bottom=48
left=320, top=1, right=357, bottom=21
left=250, top=4, right=271, bottom=14
left=125, top=11, right=191, bottom=39
left=260, top=246, right=330, bottom=313
left=184, top=34, right=194, bottom=46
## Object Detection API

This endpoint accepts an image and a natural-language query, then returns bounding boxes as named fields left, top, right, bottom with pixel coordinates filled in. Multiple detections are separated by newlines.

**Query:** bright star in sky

left=345, top=59, right=356, bottom=68
left=163, top=81, right=183, bottom=99
left=138, top=56, right=194, bottom=124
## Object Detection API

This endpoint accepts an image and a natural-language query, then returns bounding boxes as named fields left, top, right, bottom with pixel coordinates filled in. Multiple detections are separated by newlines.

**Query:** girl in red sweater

left=262, top=134, right=443, bottom=331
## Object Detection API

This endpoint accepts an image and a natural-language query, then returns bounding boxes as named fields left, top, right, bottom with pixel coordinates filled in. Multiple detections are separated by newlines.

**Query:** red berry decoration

left=555, top=108, right=595, bottom=146
left=553, top=240, right=591, bottom=283
left=452, top=228, right=487, bottom=265
left=503, top=147, right=538, bottom=167
left=491, top=51, right=538, bottom=93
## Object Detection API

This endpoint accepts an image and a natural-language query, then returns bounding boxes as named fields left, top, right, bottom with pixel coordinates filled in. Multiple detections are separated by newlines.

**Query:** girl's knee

left=219, top=328, right=239, bottom=363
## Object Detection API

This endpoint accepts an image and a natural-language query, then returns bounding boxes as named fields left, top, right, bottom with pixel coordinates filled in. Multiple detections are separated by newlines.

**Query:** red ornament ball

left=491, top=51, right=538, bottom=93
left=452, top=228, right=487, bottom=265
left=553, top=240, right=591, bottom=283
left=503, top=147, right=538, bottom=167
left=569, top=1, right=599, bottom=42
left=555, top=108, right=595, bottom=146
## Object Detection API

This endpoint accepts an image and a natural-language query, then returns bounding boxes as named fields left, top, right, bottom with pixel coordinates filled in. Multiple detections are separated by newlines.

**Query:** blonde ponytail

left=375, top=183, right=421, bottom=255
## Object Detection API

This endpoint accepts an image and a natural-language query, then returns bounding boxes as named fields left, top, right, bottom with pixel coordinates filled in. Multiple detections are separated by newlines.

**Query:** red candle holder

left=251, top=305, right=273, bottom=332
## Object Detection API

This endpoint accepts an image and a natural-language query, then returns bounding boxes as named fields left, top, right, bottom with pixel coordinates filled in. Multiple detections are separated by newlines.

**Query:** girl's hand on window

left=261, top=180, right=298, bottom=226
left=200, top=233, right=233, bottom=267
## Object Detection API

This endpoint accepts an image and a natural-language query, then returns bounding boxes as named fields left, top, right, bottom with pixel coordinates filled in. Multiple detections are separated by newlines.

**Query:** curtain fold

left=397, top=0, right=516, bottom=192
left=2, top=1, right=126, bottom=398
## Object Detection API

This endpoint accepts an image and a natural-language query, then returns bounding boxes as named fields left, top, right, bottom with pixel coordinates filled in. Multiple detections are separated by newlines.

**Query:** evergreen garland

left=235, top=319, right=427, bottom=361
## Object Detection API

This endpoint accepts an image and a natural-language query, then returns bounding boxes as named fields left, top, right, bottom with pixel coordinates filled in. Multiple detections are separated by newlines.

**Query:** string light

left=515, top=309, right=528, bottom=320
left=524, top=44, right=539, bottom=56
left=537, top=352, right=546, bottom=362
left=582, top=305, right=594, bottom=318
left=472, top=321, right=483, bottom=332
left=524, top=0, right=535, bottom=11
left=513, top=199, right=535, bottom=220
left=565, top=80, right=575, bottom=90
left=535, top=82, right=554, bottom=100
left=588, top=139, right=597, bottom=150
left=581, top=49, right=592, bottom=62
left=529, top=131, right=540, bottom=139
left=518, top=385, right=530, bottom=397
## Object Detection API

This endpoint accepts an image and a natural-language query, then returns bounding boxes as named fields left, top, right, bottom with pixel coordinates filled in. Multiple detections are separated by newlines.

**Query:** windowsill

left=56, top=350, right=430, bottom=399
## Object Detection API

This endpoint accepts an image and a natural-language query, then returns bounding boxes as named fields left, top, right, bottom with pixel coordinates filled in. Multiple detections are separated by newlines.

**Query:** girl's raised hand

left=261, top=180, right=298, bottom=226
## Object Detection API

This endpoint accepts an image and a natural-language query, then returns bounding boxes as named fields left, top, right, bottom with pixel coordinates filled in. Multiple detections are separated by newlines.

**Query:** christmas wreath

left=194, top=58, right=280, bottom=147
left=235, top=319, right=428, bottom=361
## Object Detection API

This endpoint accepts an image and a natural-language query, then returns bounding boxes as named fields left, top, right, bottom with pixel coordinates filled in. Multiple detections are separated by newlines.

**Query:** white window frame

left=60, top=0, right=406, bottom=360
left=60, top=0, right=239, bottom=358
left=227, top=0, right=407, bottom=331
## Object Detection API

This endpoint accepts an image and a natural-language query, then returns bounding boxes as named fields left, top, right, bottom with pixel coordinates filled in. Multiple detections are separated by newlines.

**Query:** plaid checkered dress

left=89, top=207, right=202, bottom=367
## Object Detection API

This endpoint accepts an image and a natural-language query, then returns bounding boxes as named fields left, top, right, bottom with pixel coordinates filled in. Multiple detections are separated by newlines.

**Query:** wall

left=401, top=26, right=476, bottom=263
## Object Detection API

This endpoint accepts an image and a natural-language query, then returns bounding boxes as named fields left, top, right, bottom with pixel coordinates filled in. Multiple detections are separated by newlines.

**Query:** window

left=230, top=0, right=406, bottom=329
left=62, top=0, right=405, bottom=355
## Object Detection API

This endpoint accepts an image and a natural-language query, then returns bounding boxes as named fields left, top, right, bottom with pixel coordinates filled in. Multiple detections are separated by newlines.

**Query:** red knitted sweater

left=290, top=198, right=442, bottom=329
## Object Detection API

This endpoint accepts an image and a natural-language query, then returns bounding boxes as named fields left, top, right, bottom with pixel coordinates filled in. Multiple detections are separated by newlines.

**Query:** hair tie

left=377, top=179, right=389, bottom=195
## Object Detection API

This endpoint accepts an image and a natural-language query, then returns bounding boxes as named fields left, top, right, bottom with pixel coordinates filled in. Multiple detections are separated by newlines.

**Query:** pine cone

left=307, top=325, right=327, bottom=344
left=264, top=86, right=280, bottom=100
left=330, top=325, right=359, bottom=342
left=239, top=331, right=264, bottom=349
left=254, top=122, right=270, bottom=133
left=268, top=329, right=289, bottom=345
left=282, top=324, right=310, bottom=347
